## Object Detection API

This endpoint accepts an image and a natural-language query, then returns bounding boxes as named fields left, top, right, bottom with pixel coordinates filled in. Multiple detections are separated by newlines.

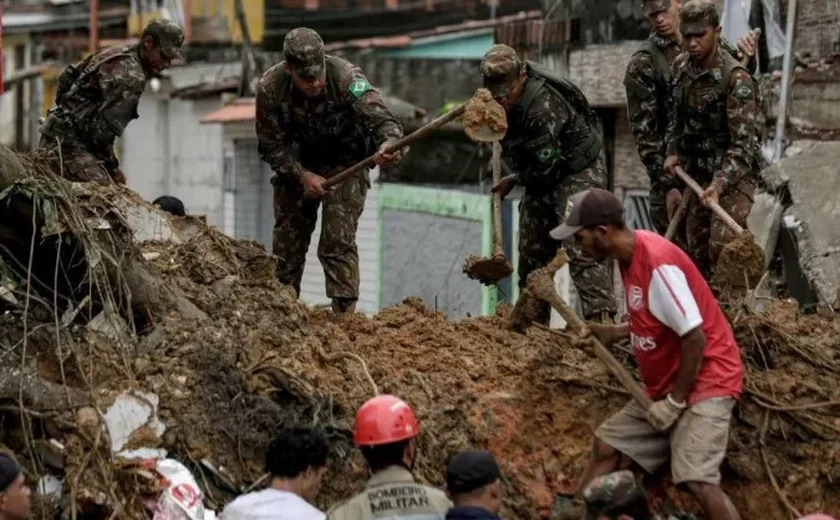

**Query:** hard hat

left=797, top=516, right=836, bottom=520
left=353, top=395, right=419, bottom=446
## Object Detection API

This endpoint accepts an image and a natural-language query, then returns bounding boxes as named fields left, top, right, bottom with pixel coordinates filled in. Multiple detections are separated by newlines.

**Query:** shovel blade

left=463, top=88, right=508, bottom=143
left=463, top=254, right=514, bottom=285
left=464, top=124, right=505, bottom=143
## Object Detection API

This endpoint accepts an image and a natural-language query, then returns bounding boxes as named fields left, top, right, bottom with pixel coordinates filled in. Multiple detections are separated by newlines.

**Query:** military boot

left=331, top=297, right=357, bottom=315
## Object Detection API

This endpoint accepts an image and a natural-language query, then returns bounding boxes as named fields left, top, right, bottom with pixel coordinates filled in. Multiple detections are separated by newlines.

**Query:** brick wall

left=613, top=110, right=650, bottom=191
left=794, top=0, right=840, bottom=59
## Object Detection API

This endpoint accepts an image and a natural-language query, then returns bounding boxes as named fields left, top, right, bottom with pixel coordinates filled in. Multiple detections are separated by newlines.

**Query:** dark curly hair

left=152, top=195, right=186, bottom=217
left=265, top=426, right=329, bottom=479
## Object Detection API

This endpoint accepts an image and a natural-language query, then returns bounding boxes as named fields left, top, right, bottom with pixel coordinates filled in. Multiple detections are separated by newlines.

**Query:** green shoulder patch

left=536, top=145, right=558, bottom=163
left=349, top=79, right=372, bottom=98
left=733, top=80, right=753, bottom=100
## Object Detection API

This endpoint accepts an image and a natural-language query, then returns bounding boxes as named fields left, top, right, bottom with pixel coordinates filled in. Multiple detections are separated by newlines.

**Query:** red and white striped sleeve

left=647, top=264, right=703, bottom=337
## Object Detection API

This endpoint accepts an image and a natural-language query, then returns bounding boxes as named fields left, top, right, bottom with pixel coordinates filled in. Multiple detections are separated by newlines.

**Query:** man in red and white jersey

left=550, top=188, right=743, bottom=520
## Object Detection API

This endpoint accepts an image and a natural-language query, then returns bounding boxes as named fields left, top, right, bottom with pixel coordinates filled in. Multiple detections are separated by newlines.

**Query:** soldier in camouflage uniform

left=481, top=44, right=615, bottom=323
left=664, top=0, right=762, bottom=277
left=625, top=0, right=757, bottom=238
left=256, top=28, right=403, bottom=314
left=39, top=19, right=184, bottom=184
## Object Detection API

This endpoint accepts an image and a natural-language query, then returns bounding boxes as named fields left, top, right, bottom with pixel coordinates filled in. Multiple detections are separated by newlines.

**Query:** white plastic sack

left=152, top=459, right=214, bottom=520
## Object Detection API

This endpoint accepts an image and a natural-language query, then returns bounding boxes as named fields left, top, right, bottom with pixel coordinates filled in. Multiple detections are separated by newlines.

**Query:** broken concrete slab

left=103, top=391, right=167, bottom=460
left=747, top=192, right=784, bottom=269
left=773, top=140, right=840, bottom=308
left=86, top=310, right=133, bottom=350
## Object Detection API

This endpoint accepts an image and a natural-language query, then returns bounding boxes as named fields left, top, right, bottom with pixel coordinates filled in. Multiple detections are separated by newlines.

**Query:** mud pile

left=0, top=148, right=838, bottom=519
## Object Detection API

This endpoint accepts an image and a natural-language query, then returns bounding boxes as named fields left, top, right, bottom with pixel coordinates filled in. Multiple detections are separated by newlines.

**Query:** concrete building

left=120, top=61, right=241, bottom=229
left=0, top=29, right=36, bottom=150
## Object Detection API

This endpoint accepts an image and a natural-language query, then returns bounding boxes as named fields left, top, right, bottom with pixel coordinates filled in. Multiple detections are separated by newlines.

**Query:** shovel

left=672, top=166, right=764, bottom=286
left=322, top=88, right=507, bottom=190
left=664, top=188, right=692, bottom=242
left=517, top=250, right=653, bottom=410
left=463, top=141, right=514, bottom=285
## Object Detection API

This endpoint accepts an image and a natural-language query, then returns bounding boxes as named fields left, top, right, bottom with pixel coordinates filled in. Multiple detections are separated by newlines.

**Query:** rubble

left=0, top=144, right=838, bottom=519
left=758, top=140, right=840, bottom=309
left=747, top=192, right=784, bottom=270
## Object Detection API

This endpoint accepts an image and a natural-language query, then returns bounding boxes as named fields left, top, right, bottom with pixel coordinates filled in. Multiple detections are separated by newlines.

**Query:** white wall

left=0, top=34, right=33, bottom=148
left=122, top=92, right=225, bottom=228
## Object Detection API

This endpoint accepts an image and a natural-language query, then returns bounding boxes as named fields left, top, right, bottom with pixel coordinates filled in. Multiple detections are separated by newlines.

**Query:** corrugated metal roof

left=202, top=94, right=427, bottom=124
left=2, top=6, right=128, bottom=33
left=323, top=10, right=540, bottom=52
left=201, top=98, right=256, bottom=124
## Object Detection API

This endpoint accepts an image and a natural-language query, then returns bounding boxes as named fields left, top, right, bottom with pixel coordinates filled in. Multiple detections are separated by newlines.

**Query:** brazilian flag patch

left=733, top=81, right=753, bottom=100
left=536, top=145, right=558, bottom=163
left=349, top=79, right=372, bottom=98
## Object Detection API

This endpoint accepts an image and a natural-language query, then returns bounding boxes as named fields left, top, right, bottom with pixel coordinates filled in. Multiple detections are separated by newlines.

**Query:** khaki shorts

left=595, top=397, right=735, bottom=485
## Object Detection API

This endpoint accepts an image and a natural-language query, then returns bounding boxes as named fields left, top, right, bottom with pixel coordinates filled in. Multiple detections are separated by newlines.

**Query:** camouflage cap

left=642, top=0, right=671, bottom=15
left=143, top=19, right=184, bottom=60
left=480, top=44, right=523, bottom=98
left=582, top=470, right=644, bottom=519
left=680, top=0, right=720, bottom=36
left=283, top=27, right=326, bottom=79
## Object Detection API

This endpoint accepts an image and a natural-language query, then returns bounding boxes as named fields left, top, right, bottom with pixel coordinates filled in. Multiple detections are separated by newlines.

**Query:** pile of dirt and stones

left=0, top=145, right=838, bottom=519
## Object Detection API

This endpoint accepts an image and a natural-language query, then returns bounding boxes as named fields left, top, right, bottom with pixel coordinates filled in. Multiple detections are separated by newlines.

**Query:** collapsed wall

left=0, top=145, right=838, bottom=519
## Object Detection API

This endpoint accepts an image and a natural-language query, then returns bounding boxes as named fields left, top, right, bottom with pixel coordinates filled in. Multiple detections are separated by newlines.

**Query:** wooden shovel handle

left=672, top=166, right=744, bottom=235
left=664, top=188, right=692, bottom=241
left=323, top=104, right=467, bottom=189
left=530, top=281, right=654, bottom=410
left=491, top=142, right=504, bottom=255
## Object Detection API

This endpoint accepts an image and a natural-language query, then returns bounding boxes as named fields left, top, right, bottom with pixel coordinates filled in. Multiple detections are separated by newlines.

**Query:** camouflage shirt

left=255, top=55, right=403, bottom=179
left=625, top=34, right=756, bottom=188
left=42, top=45, right=149, bottom=172
left=502, top=81, right=602, bottom=191
left=624, top=33, right=683, bottom=186
left=665, top=46, right=761, bottom=190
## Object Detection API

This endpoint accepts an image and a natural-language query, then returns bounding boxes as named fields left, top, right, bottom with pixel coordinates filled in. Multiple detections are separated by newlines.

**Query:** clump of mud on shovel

left=463, top=254, right=514, bottom=285
left=712, top=231, right=765, bottom=291
left=463, top=88, right=508, bottom=142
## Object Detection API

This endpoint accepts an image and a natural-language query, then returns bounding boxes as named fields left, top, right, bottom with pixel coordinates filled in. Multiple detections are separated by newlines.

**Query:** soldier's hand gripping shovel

left=463, top=141, right=514, bottom=285
left=321, top=88, right=507, bottom=191
left=672, top=166, right=764, bottom=286
left=526, top=250, right=653, bottom=410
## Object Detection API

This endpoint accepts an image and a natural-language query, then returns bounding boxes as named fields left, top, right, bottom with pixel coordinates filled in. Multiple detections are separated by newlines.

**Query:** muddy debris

left=714, top=231, right=766, bottom=292
left=0, top=145, right=838, bottom=519
left=463, top=88, right=508, bottom=142
left=462, top=253, right=514, bottom=286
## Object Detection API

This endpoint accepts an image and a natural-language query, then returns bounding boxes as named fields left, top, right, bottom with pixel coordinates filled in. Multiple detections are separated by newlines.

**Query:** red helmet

left=353, top=395, right=419, bottom=446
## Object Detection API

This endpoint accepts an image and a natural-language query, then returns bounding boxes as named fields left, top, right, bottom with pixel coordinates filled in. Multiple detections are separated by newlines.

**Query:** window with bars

left=623, top=190, right=653, bottom=231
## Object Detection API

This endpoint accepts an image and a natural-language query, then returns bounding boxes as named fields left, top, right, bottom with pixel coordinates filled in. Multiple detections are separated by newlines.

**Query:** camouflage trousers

left=38, top=135, right=113, bottom=184
left=685, top=177, right=756, bottom=278
left=519, top=157, right=617, bottom=322
left=272, top=171, right=369, bottom=306
left=648, top=176, right=671, bottom=236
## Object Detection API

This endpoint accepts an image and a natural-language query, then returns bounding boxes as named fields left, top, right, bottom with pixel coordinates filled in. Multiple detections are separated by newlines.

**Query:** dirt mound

left=714, top=231, right=766, bottom=293
left=0, top=146, right=838, bottom=519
